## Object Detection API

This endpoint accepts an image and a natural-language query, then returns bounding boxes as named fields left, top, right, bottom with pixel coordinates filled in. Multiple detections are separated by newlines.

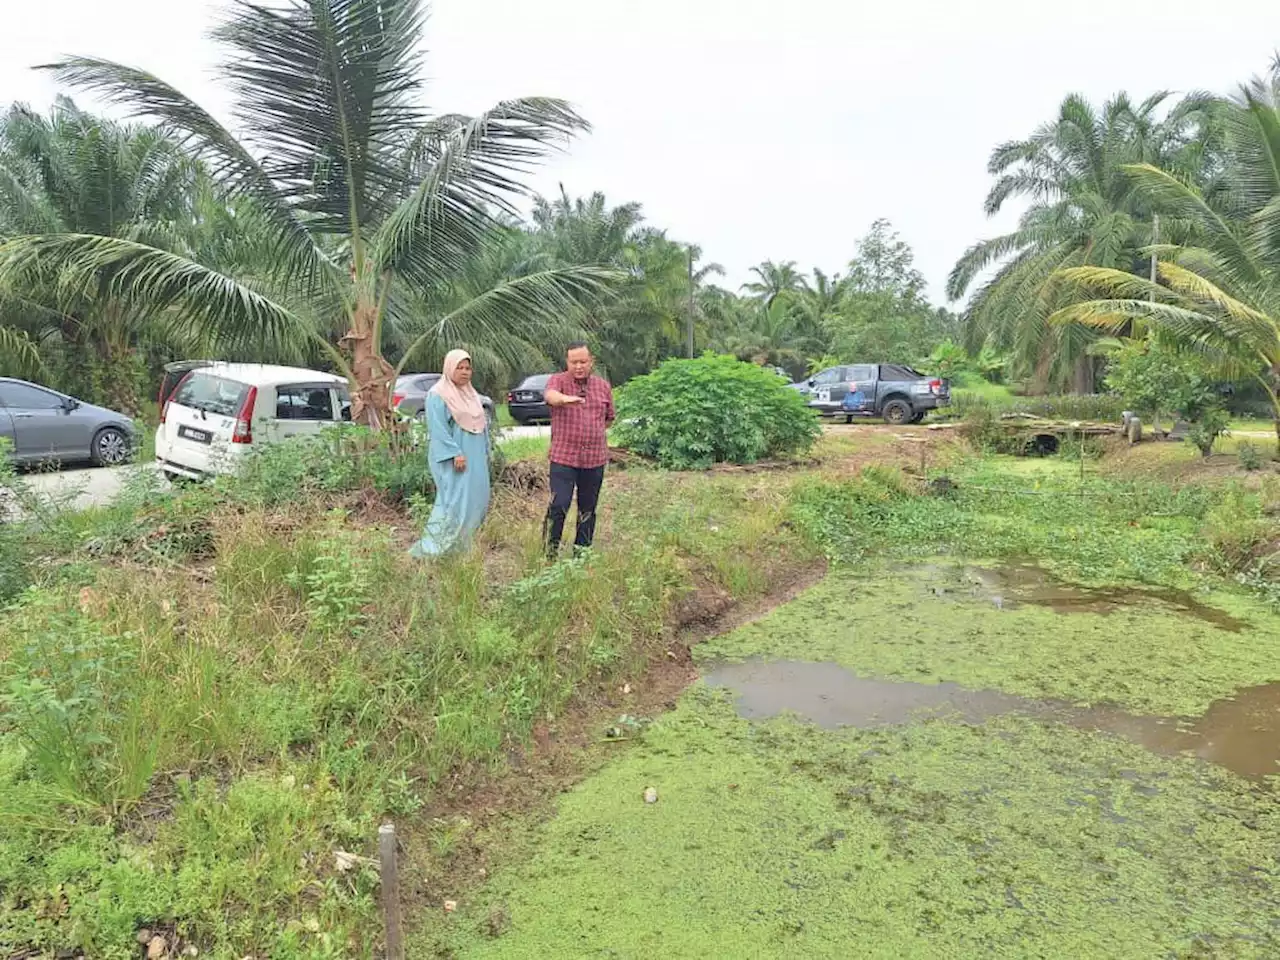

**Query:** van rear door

left=160, top=372, right=250, bottom=475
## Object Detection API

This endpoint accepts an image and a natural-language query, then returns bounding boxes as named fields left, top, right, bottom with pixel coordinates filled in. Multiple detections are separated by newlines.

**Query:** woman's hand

left=453, top=454, right=467, bottom=473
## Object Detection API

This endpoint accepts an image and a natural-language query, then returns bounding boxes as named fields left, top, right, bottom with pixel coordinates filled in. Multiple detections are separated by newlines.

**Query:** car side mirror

left=807, top=379, right=815, bottom=387
left=63, top=397, right=80, bottom=411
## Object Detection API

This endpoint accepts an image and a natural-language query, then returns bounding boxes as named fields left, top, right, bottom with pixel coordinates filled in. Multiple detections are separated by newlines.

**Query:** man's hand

left=546, top=389, right=584, bottom=407
left=453, top=454, right=467, bottom=472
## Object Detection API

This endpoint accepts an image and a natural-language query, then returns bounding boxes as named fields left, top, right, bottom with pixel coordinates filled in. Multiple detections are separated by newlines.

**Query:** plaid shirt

left=547, top=372, right=615, bottom=469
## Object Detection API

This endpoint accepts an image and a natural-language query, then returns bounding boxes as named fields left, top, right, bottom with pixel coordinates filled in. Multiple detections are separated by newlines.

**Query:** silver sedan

left=0, top=378, right=137, bottom=466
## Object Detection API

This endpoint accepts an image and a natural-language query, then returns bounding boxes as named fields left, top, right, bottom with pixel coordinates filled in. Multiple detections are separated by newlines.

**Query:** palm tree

left=947, top=91, right=1223, bottom=393
left=1050, top=71, right=1280, bottom=448
left=525, top=188, right=723, bottom=381
left=0, top=0, right=615, bottom=427
left=741, top=260, right=804, bottom=306
left=0, top=97, right=202, bottom=408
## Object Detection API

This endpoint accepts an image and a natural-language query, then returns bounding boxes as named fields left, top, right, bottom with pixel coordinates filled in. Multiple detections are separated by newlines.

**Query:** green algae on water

left=697, top=563, right=1280, bottom=716
left=435, top=693, right=1280, bottom=959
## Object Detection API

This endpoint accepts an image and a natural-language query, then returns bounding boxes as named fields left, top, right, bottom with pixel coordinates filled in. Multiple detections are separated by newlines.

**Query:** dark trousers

left=543, top=462, right=605, bottom=555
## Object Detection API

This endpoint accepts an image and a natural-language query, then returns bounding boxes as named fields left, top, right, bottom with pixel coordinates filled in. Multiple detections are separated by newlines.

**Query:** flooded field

left=704, top=659, right=1280, bottom=780
left=434, top=559, right=1280, bottom=959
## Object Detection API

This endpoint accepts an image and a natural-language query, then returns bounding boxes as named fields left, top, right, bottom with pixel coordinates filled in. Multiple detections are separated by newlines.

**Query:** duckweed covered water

left=440, top=694, right=1280, bottom=959
left=698, top=563, right=1280, bottom=715
left=703, top=660, right=1280, bottom=780
left=433, top=559, right=1280, bottom=957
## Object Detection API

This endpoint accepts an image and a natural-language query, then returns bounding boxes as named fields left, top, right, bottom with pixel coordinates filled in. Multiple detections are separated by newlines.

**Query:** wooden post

left=379, top=823, right=403, bottom=960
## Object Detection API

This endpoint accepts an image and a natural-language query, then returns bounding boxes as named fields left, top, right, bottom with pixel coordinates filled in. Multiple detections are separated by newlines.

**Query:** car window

left=521, top=375, right=551, bottom=389
left=0, top=382, right=64, bottom=410
left=172, top=373, right=250, bottom=418
left=812, top=367, right=843, bottom=385
left=844, top=365, right=875, bottom=382
left=276, top=385, right=336, bottom=421
left=335, top=386, right=352, bottom=422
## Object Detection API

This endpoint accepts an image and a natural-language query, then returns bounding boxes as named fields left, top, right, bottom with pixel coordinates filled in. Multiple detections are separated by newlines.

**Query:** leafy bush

left=224, top=426, right=434, bottom=506
left=1188, top=408, right=1230, bottom=458
left=1238, top=441, right=1265, bottom=471
left=615, top=354, right=821, bottom=469
left=0, top=441, right=29, bottom=603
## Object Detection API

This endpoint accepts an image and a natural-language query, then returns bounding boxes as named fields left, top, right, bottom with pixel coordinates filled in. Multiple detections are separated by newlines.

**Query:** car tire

left=91, top=426, right=131, bottom=466
left=910, top=412, right=926, bottom=424
left=882, top=400, right=913, bottom=426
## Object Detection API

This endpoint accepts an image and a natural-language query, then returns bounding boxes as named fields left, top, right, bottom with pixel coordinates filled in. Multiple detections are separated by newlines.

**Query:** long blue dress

left=409, top=392, right=491, bottom=558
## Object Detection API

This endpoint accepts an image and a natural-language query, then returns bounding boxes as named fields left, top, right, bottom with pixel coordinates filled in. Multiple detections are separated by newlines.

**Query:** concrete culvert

left=1027, top=434, right=1060, bottom=457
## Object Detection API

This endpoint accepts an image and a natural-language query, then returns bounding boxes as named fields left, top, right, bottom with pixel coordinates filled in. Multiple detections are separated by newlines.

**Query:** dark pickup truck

left=791, top=363, right=950, bottom=425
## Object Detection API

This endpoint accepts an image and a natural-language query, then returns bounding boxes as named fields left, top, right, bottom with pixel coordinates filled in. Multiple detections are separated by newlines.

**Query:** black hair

left=565, top=341, right=591, bottom=355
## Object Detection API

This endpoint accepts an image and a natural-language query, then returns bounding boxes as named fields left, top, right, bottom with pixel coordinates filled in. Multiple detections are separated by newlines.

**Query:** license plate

left=178, top=425, right=212, bottom=444
left=516, top=393, right=535, bottom=402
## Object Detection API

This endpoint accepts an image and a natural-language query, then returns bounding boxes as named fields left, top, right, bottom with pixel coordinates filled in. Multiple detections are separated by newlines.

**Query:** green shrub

left=1188, top=408, right=1230, bottom=459
left=0, top=441, right=29, bottom=603
left=614, top=354, right=821, bottom=469
left=1238, top=441, right=1264, bottom=472
left=224, top=426, right=434, bottom=505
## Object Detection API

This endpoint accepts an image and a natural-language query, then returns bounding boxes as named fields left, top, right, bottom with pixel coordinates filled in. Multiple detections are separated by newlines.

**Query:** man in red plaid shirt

left=542, top=342, right=615, bottom=557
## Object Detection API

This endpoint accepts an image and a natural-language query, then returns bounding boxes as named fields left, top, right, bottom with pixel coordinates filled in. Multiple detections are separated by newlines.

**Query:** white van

left=155, top=363, right=351, bottom=481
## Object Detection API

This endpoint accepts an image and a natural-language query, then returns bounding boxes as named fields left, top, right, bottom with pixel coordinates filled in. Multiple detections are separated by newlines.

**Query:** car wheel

left=92, top=427, right=131, bottom=466
left=882, top=400, right=912, bottom=426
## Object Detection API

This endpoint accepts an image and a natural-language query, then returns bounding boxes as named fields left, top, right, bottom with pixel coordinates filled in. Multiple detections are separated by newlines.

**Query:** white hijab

left=430, top=349, right=487, bottom=434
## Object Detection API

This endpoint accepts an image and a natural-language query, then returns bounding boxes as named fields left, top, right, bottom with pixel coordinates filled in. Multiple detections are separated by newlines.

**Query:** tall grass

left=0, top=440, right=810, bottom=956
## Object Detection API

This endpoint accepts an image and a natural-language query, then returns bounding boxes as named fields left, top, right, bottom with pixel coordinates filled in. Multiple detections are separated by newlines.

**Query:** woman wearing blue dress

left=409, top=350, right=491, bottom=558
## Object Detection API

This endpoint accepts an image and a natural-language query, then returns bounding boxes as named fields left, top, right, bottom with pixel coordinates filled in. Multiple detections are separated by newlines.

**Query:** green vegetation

left=614, top=355, right=820, bottom=469
left=437, top=695, right=1278, bottom=959
left=699, top=565, right=1272, bottom=715
left=948, top=91, right=1222, bottom=394
left=0, top=437, right=810, bottom=956
left=429, top=450, right=1280, bottom=959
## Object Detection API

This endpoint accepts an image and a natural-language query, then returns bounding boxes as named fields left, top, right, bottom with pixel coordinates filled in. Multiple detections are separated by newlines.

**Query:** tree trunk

left=1270, top=367, right=1280, bottom=459
left=341, top=298, right=395, bottom=430
left=1070, top=354, right=1095, bottom=395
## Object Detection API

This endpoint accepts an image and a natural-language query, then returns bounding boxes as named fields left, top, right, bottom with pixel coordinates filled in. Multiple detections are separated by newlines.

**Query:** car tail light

left=392, top=393, right=405, bottom=408
left=506, top=391, right=515, bottom=403
left=929, top=379, right=943, bottom=394
left=231, top=386, right=257, bottom=444
left=160, top=401, right=170, bottom=424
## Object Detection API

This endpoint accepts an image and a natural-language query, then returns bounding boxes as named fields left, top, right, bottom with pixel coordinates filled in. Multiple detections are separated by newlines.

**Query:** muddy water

left=703, top=660, right=1280, bottom=780
left=920, top=562, right=1247, bottom=632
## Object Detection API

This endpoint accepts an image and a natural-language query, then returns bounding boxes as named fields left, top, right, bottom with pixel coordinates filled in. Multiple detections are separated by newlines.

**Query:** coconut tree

left=0, top=97, right=203, bottom=408
left=741, top=260, right=804, bottom=307
left=1050, top=70, right=1280, bottom=448
left=948, top=91, right=1224, bottom=393
left=0, top=0, right=615, bottom=427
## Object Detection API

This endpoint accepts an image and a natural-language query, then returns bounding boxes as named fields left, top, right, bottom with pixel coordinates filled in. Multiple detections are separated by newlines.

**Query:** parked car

left=155, top=363, right=351, bottom=481
left=791, top=364, right=950, bottom=425
left=506, top=373, right=552, bottom=424
left=393, top=374, right=496, bottom=427
left=0, top=377, right=137, bottom=467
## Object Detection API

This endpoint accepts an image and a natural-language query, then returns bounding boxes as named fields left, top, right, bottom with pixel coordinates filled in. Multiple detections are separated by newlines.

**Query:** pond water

left=925, top=561, right=1247, bottom=632
left=703, top=660, right=1280, bottom=780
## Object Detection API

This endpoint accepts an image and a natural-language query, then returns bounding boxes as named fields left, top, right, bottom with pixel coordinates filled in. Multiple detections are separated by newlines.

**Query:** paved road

left=11, top=425, right=551, bottom=513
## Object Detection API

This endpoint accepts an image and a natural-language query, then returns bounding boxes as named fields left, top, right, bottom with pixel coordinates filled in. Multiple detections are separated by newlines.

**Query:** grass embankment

left=0, top=434, right=827, bottom=958
left=5, top=430, right=1280, bottom=958
left=431, top=444, right=1280, bottom=959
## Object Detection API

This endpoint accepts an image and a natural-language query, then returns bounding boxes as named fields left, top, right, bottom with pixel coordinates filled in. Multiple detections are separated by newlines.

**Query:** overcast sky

left=3, top=0, right=1277, bottom=303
